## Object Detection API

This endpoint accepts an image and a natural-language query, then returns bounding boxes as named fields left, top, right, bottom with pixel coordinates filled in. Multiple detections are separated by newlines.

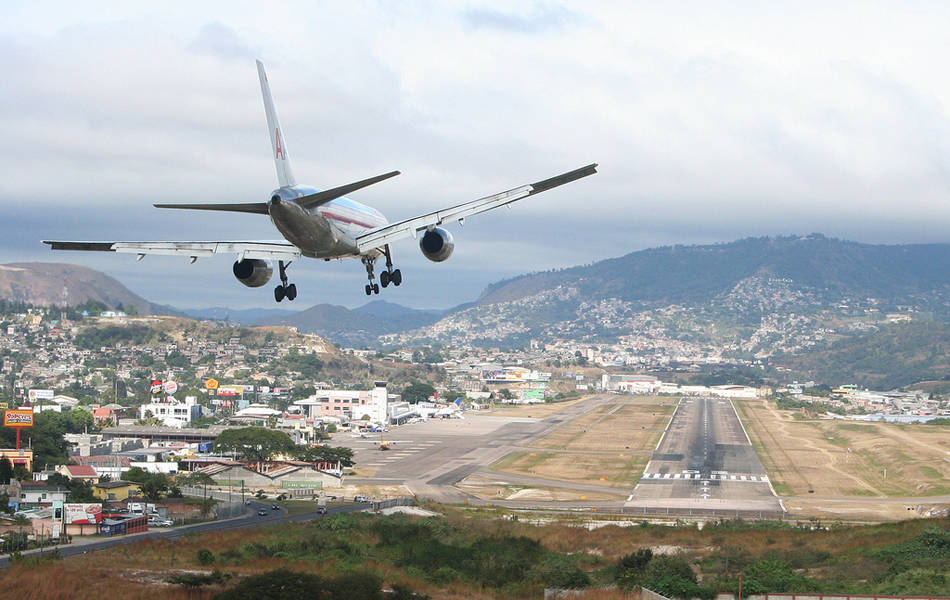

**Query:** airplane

left=44, top=60, right=598, bottom=303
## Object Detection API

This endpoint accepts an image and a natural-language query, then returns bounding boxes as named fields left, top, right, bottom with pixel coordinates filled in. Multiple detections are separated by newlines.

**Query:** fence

left=620, top=506, right=787, bottom=519
left=180, top=486, right=250, bottom=504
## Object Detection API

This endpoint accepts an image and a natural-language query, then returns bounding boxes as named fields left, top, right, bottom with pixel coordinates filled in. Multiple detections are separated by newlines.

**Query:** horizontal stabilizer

left=297, top=170, right=400, bottom=210
left=153, top=202, right=269, bottom=214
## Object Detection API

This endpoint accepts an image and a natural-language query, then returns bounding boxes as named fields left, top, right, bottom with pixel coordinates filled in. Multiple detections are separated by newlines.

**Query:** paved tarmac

left=625, top=397, right=784, bottom=514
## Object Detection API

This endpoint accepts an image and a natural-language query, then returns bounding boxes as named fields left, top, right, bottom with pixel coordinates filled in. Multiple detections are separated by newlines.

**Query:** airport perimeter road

left=345, top=395, right=619, bottom=503
left=0, top=501, right=370, bottom=569
left=625, top=397, right=784, bottom=515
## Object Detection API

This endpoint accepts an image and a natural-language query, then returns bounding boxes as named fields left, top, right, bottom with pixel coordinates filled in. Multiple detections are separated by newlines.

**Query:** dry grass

left=489, top=396, right=674, bottom=488
left=530, top=396, right=675, bottom=452
left=737, top=398, right=950, bottom=498
left=492, top=451, right=649, bottom=488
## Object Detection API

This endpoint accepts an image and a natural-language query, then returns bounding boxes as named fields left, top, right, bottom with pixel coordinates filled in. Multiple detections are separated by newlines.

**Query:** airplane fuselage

left=268, top=185, right=388, bottom=259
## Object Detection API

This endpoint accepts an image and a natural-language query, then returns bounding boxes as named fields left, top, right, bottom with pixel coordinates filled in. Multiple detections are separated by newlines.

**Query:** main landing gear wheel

left=391, top=268, right=402, bottom=286
left=274, top=260, right=297, bottom=302
left=380, top=270, right=390, bottom=288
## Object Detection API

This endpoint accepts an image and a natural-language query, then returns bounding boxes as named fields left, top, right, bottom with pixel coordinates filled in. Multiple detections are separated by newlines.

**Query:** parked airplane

left=44, top=61, right=597, bottom=302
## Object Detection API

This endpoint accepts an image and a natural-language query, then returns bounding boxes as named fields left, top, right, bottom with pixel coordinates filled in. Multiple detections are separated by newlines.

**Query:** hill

left=0, top=262, right=180, bottom=316
left=385, top=235, right=950, bottom=386
left=255, top=301, right=444, bottom=347
left=777, top=321, right=950, bottom=389
left=477, top=234, right=950, bottom=310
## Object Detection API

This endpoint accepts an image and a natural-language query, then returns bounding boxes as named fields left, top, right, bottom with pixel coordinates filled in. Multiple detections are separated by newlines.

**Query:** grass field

left=491, top=396, right=676, bottom=488
left=736, top=398, right=950, bottom=498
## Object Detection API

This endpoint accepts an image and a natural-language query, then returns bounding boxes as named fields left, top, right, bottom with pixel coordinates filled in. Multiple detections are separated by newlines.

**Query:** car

left=317, top=506, right=327, bottom=515
left=271, top=504, right=279, bottom=510
left=245, top=499, right=252, bottom=505
left=257, top=509, right=267, bottom=516
left=354, top=495, right=369, bottom=503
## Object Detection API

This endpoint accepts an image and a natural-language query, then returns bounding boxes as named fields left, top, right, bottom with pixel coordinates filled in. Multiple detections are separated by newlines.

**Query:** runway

left=625, top=397, right=784, bottom=515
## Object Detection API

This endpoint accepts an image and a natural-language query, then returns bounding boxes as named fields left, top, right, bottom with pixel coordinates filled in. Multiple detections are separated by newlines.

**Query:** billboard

left=149, top=380, right=163, bottom=395
left=65, top=503, right=103, bottom=525
left=162, top=381, right=178, bottom=395
left=216, top=385, right=244, bottom=397
left=205, top=378, right=219, bottom=390
left=28, top=389, right=54, bottom=401
left=3, top=409, right=33, bottom=428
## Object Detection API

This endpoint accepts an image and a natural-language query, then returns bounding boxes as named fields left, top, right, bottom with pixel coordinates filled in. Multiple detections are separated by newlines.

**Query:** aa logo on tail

left=275, top=128, right=285, bottom=159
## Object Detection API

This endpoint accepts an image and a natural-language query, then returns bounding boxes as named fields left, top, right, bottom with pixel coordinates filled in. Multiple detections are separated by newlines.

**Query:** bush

left=197, top=548, right=215, bottom=565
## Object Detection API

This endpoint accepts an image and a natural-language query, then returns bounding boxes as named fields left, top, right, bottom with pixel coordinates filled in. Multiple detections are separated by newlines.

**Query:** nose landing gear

left=274, top=260, right=297, bottom=302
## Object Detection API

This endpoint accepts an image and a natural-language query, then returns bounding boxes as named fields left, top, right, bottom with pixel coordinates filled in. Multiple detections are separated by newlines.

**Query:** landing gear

left=274, top=260, right=297, bottom=302
left=380, top=244, right=402, bottom=288
left=362, top=246, right=402, bottom=295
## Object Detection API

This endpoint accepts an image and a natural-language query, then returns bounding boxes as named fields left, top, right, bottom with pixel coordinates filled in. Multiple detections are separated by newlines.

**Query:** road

left=625, top=397, right=784, bottom=515
left=0, top=500, right=369, bottom=568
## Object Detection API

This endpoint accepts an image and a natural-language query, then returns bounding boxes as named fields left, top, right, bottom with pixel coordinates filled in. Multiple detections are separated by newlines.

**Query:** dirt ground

left=736, top=398, right=950, bottom=498
left=783, top=497, right=950, bottom=521
left=492, top=396, right=676, bottom=488
left=456, top=474, right=626, bottom=503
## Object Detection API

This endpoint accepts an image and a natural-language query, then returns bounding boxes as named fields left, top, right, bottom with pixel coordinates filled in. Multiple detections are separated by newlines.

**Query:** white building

left=138, top=396, right=201, bottom=427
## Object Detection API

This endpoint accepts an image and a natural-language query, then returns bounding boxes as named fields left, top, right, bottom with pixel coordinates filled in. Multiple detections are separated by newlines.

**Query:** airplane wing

left=355, top=163, right=597, bottom=253
left=42, top=240, right=301, bottom=261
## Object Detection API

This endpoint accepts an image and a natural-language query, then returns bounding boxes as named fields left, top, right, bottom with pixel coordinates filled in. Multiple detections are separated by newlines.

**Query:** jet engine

left=419, top=227, right=455, bottom=262
left=232, top=259, right=273, bottom=288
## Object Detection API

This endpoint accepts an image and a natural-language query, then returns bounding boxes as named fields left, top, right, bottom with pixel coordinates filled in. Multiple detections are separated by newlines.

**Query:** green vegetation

left=212, top=427, right=296, bottom=462
left=781, top=322, right=950, bottom=389
left=73, top=324, right=167, bottom=350
left=401, top=381, right=436, bottom=404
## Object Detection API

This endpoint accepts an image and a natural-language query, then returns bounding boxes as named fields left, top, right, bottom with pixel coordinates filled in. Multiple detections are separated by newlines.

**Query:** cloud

left=188, top=22, right=258, bottom=61
left=461, top=3, right=582, bottom=34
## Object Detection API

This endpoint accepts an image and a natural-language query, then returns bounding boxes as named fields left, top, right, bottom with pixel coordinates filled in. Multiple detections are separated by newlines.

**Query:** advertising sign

left=65, top=503, right=103, bottom=525
left=216, top=385, right=244, bottom=397
left=3, top=409, right=34, bottom=428
left=149, top=380, right=163, bottom=395
left=28, top=389, right=54, bottom=401
left=162, top=381, right=178, bottom=395
left=204, top=378, right=219, bottom=390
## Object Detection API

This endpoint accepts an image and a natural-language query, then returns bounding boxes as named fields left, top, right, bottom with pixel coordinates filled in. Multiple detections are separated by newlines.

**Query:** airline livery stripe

left=321, top=212, right=378, bottom=230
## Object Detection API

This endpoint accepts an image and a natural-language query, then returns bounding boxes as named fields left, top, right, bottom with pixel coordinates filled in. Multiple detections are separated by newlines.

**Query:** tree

left=212, top=427, right=296, bottom=463
left=139, top=473, right=170, bottom=501
left=123, top=466, right=150, bottom=484
left=402, top=381, right=436, bottom=404
left=295, top=445, right=354, bottom=467
left=0, top=457, right=12, bottom=485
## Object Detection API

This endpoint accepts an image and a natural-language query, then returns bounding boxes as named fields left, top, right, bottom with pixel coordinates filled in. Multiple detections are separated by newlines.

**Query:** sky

left=2, top=1, right=950, bottom=310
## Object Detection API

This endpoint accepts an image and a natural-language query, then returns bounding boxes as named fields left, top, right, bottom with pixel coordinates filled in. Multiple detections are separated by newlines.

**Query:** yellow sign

left=3, top=409, right=34, bottom=428
left=0, top=402, right=8, bottom=410
left=205, top=379, right=219, bottom=390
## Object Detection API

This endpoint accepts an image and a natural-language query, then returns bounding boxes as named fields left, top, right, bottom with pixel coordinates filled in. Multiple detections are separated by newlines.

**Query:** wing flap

left=44, top=240, right=300, bottom=261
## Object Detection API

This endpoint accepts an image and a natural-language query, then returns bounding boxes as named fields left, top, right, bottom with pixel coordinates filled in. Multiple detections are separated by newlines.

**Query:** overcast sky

left=2, top=1, right=950, bottom=310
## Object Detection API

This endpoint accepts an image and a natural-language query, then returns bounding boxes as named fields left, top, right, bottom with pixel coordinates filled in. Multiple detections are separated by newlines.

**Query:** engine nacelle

left=232, top=259, right=273, bottom=288
left=419, top=227, right=455, bottom=262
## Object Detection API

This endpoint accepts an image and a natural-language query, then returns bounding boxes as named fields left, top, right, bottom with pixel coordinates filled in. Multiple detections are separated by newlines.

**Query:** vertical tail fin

left=256, top=60, right=296, bottom=187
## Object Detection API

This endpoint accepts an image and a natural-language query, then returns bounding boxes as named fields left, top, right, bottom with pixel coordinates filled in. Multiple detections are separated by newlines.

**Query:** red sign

left=150, top=380, right=163, bottom=395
